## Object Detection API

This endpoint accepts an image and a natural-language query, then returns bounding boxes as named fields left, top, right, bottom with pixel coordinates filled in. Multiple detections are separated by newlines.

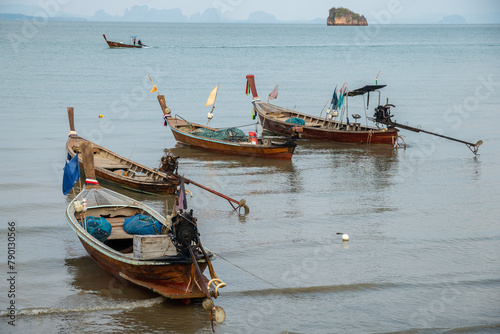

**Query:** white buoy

left=342, top=233, right=349, bottom=242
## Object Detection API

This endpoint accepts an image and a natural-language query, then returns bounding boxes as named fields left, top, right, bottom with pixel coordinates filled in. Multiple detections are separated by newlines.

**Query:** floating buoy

left=202, top=298, right=214, bottom=311
left=214, top=306, right=226, bottom=324
left=98, top=114, right=104, bottom=118
left=342, top=233, right=349, bottom=242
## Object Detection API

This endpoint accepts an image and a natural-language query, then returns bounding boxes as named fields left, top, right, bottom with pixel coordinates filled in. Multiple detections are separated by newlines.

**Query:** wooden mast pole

left=80, top=142, right=100, bottom=189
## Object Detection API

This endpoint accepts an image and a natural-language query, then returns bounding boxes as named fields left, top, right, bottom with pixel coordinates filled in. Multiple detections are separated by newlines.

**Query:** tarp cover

left=192, top=127, right=248, bottom=141
left=285, top=117, right=305, bottom=125
left=123, top=214, right=163, bottom=235
left=82, top=216, right=112, bottom=242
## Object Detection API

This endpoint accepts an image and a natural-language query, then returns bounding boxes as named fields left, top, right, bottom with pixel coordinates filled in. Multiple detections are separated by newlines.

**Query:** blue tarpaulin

left=123, top=214, right=163, bottom=235
left=82, top=216, right=112, bottom=242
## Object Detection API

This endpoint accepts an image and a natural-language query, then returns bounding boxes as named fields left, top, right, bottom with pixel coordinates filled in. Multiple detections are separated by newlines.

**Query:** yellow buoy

left=98, top=114, right=104, bottom=118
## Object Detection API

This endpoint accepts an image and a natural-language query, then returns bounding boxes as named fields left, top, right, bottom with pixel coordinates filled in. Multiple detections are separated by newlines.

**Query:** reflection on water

left=167, top=145, right=295, bottom=172
left=65, top=257, right=155, bottom=299
left=293, top=140, right=400, bottom=216
left=62, top=257, right=214, bottom=333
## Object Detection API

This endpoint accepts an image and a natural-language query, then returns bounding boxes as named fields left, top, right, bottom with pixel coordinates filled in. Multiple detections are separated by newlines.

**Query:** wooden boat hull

left=66, top=135, right=178, bottom=195
left=253, top=101, right=399, bottom=145
left=78, top=237, right=208, bottom=299
left=167, top=116, right=295, bottom=159
left=103, top=34, right=142, bottom=48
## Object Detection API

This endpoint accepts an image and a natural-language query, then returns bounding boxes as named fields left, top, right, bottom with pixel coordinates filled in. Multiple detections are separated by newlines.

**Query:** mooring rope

left=367, top=129, right=373, bottom=144
left=215, top=122, right=259, bottom=130
left=213, top=252, right=280, bottom=288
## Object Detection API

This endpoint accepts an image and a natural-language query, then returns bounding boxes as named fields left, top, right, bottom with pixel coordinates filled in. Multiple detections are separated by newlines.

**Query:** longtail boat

left=246, top=75, right=400, bottom=145
left=103, top=34, right=146, bottom=48
left=156, top=93, right=296, bottom=160
left=246, top=74, right=482, bottom=154
left=65, top=142, right=226, bottom=326
left=66, top=107, right=178, bottom=194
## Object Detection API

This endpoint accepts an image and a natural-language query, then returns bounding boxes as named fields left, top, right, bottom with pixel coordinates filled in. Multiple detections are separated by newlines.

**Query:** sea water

left=0, top=21, right=499, bottom=333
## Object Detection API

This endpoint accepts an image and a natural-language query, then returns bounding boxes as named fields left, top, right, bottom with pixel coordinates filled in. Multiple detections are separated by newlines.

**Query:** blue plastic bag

left=82, top=216, right=112, bottom=242
left=123, top=214, right=163, bottom=235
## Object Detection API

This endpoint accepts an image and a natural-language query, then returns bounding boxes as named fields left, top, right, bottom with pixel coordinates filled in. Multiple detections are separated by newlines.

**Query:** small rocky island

left=327, top=7, right=368, bottom=26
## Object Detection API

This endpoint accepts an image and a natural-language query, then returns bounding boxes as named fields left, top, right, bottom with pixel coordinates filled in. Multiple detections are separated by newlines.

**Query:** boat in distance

left=246, top=74, right=400, bottom=146
left=156, top=94, right=297, bottom=159
left=66, top=107, right=179, bottom=194
left=103, top=34, right=145, bottom=48
left=65, top=142, right=226, bottom=324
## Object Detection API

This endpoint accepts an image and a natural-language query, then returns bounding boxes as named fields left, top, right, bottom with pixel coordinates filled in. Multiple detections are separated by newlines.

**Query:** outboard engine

left=159, top=154, right=179, bottom=175
left=374, top=104, right=395, bottom=126
left=170, top=209, right=200, bottom=255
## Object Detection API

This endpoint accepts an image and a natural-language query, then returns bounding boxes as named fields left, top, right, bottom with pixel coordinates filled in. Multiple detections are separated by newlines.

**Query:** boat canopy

left=348, top=85, right=386, bottom=96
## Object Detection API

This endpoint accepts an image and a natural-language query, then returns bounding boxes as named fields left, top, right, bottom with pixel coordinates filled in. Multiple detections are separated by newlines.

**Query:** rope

left=213, top=252, right=280, bottom=288
left=215, top=122, right=259, bottom=130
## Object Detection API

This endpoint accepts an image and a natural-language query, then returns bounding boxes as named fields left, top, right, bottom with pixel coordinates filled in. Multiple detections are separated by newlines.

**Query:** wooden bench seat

left=304, top=122, right=323, bottom=127
left=99, top=164, right=130, bottom=170
left=105, top=217, right=134, bottom=240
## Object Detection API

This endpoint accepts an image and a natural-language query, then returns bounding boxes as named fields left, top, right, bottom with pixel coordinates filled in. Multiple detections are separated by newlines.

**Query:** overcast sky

left=10, top=0, right=500, bottom=21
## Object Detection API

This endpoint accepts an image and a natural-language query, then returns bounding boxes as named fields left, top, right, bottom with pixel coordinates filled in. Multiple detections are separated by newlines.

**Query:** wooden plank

left=108, top=229, right=133, bottom=240
left=133, top=235, right=176, bottom=258
left=105, top=217, right=134, bottom=240
left=98, top=164, right=130, bottom=169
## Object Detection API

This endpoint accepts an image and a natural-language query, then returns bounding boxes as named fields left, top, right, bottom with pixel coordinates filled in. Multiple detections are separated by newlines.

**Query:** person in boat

left=138, top=39, right=142, bottom=46
left=133, top=37, right=136, bottom=45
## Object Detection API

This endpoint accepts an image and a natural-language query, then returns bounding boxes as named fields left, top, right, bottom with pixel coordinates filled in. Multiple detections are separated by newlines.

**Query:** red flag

left=245, top=74, right=259, bottom=99
left=268, top=84, right=278, bottom=100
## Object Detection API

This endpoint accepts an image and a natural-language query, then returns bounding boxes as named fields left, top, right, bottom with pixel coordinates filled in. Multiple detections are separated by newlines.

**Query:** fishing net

left=123, top=214, right=164, bottom=235
left=81, top=216, right=112, bottom=242
left=191, top=128, right=248, bottom=142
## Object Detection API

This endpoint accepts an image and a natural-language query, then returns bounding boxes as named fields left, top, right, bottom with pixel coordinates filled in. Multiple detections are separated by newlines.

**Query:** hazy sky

left=11, top=0, right=500, bottom=21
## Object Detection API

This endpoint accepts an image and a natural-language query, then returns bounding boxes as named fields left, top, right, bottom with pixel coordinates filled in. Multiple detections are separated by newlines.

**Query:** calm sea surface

left=0, top=21, right=499, bottom=334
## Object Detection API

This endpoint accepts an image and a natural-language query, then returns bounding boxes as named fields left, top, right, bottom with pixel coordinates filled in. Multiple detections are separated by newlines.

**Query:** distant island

left=327, top=7, right=368, bottom=26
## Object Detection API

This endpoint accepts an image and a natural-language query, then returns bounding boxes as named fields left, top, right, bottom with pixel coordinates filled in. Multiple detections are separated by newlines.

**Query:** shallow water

left=0, top=22, right=499, bottom=333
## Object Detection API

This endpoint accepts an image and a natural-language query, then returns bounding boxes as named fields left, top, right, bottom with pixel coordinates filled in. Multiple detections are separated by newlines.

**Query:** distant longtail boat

left=103, top=34, right=146, bottom=48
